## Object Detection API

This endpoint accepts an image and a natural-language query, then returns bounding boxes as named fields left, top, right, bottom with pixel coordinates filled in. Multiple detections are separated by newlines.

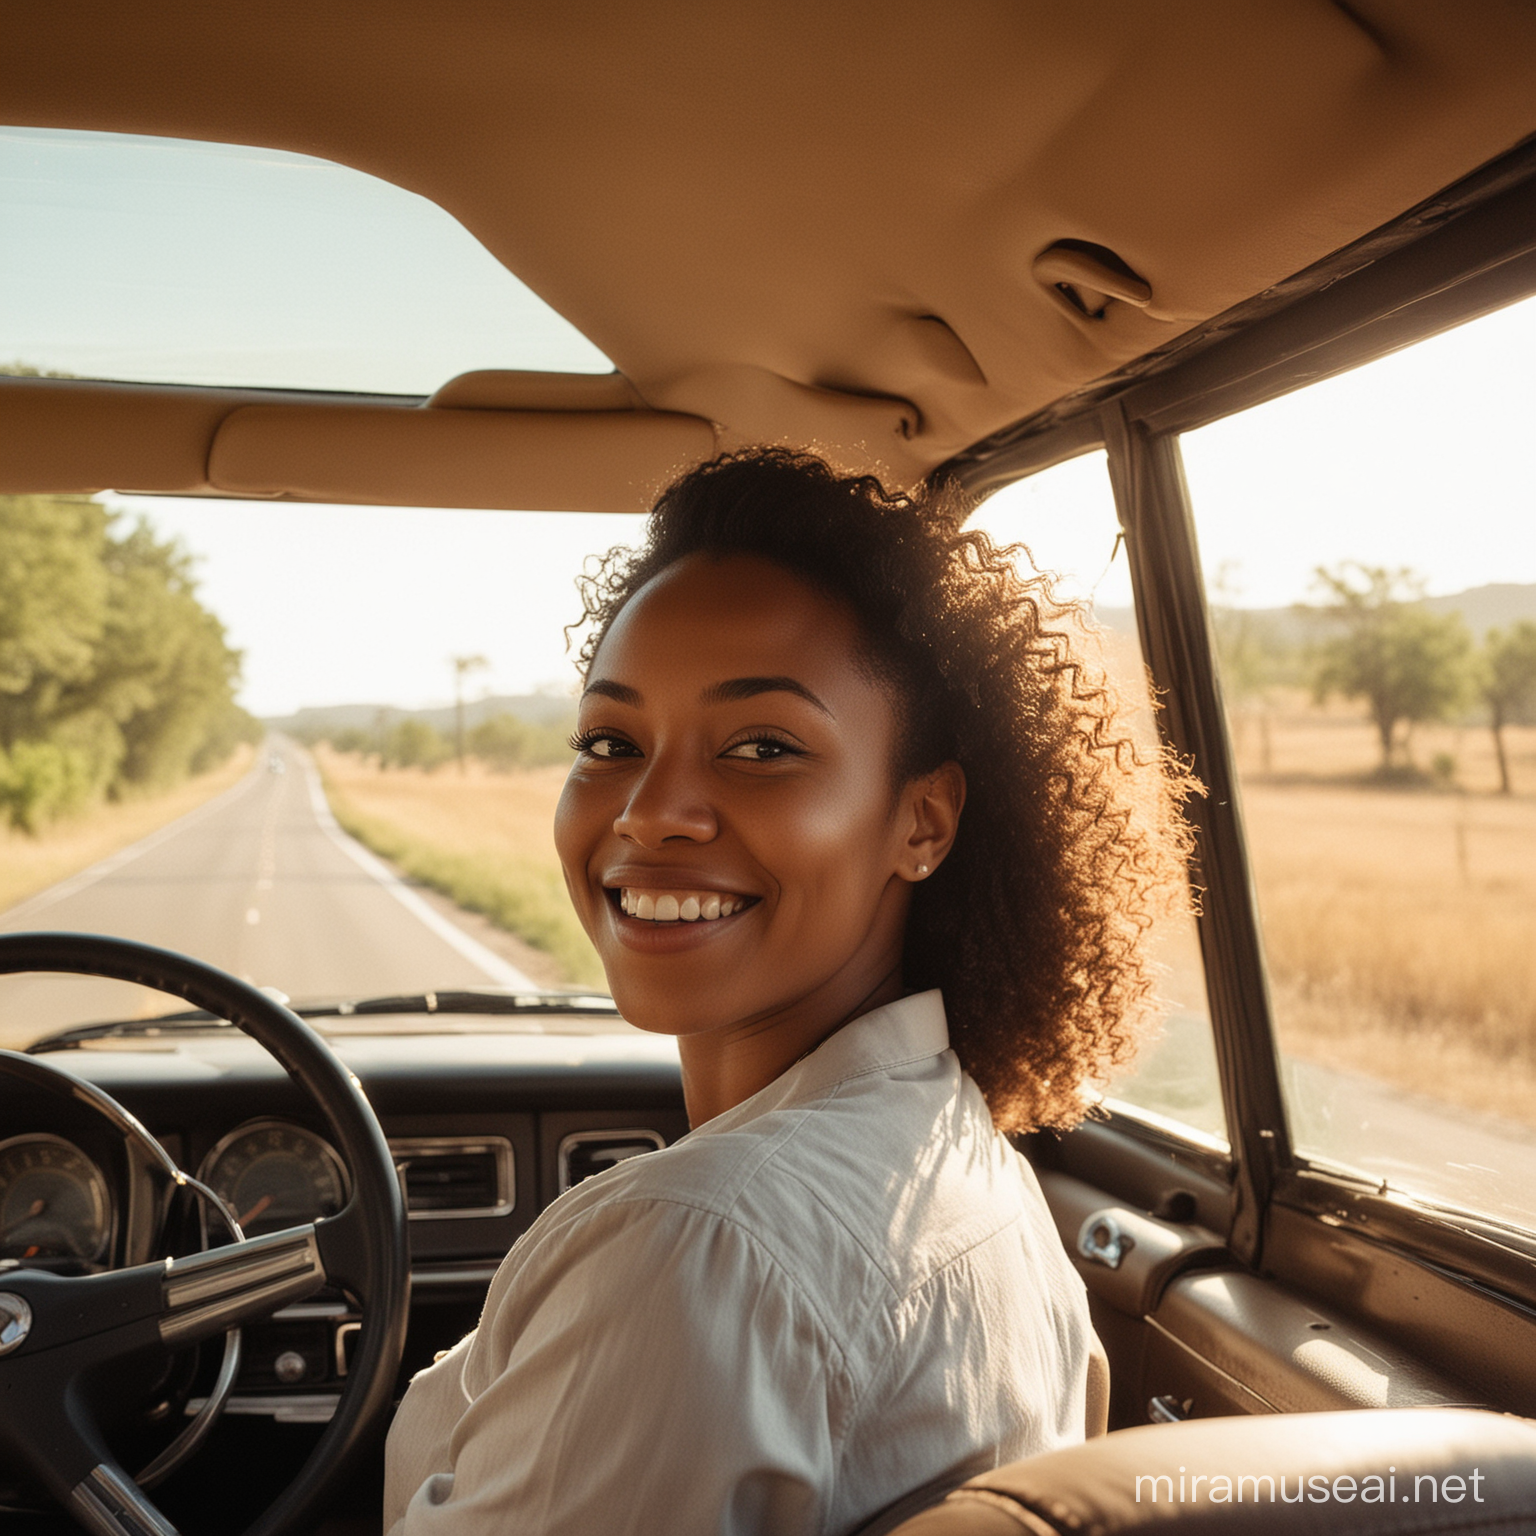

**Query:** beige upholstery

left=207, top=401, right=716, bottom=512
left=6, top=2, right=1536, bottom=500
left=0, top=375, right=717, bottom=512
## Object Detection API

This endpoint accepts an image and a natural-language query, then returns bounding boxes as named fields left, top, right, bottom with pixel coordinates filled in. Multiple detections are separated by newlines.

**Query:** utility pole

left=451, top=654, right=489, bottom=775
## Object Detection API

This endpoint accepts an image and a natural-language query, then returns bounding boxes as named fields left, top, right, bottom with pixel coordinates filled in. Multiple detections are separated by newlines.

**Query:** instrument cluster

left=0, top=1117, right=350, bottom=1271
left=197, top=1118, right=349, bottom=1237
left=0, top=1132, right=113, bottom=1265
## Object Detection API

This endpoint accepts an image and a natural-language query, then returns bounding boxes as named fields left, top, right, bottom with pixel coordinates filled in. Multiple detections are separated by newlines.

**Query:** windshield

left=0, top=491, right=647, bottom=1050
left=1, top=127, right=611, bottom=391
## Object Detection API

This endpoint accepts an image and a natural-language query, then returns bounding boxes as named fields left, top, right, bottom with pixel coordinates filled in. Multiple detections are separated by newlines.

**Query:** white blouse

left=383, top=991, right=1089, bottom=1536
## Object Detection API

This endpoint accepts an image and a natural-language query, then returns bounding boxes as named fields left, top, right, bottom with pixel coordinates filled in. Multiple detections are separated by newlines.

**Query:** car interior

left=4, top=4, right=1536, bottom=1534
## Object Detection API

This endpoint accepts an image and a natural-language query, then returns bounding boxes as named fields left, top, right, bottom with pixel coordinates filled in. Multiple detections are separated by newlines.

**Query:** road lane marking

left=299, top=754, right=539, bottom=991
left=0, top=766, right=266, bottom=925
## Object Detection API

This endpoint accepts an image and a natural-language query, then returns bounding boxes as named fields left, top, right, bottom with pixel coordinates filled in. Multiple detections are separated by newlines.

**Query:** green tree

left=0, top=494, right=255, bottom=830
left=1482, top=621, right=1536, bottom=795
left=0, top=740, right=97, bottom=833
left=381, top=719, right=451, bottom=771
left=0, top=495, right=111, bottom=752
left=468, top=712, right=532, bottom=770
left=1308, top=564, right=1471, bottom=776
left=468, top=712, right=573, bottom=771
left=331, top=725, right=380, bottom=757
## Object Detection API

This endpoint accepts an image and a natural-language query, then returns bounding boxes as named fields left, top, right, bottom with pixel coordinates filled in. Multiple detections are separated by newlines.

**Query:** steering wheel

left=0, top=932, right=410, bottom=1536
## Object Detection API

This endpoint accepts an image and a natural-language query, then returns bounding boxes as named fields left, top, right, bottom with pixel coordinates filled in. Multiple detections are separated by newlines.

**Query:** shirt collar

left=700, top=990, right=950, bottom=1133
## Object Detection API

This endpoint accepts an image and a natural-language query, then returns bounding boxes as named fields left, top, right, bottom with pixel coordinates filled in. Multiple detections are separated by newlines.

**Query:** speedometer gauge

left=200, top=1120, right=348, bottom=1238
left=0, top=1134, right=111, bottom=1264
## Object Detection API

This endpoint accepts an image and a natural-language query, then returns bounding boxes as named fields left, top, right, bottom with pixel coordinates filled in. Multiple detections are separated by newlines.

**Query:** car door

left=957, top=135, right=1536, bottom=1433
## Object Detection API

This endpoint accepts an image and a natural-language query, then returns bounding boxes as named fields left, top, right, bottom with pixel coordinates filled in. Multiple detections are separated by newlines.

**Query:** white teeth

left=618, top=888, right=745, bottom=923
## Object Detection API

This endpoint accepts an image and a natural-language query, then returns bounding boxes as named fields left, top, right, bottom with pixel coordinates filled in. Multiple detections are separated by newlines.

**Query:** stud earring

left=915, top=862, right=930, bottom=877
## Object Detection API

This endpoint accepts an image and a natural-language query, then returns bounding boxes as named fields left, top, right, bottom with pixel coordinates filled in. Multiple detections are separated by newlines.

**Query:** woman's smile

left=601, top=876, right=762, bottom=954
left=611, top=888, right=755, bottom=921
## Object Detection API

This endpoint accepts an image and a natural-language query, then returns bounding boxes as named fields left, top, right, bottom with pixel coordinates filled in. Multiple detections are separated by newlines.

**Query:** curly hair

left=572, top=448, right=1196, bottom=1132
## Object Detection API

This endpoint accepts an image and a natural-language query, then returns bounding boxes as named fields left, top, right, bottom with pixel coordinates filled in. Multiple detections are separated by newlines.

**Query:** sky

left=12, top=127, right=1536, bottom=716
left=1, top=127, right=609, bottom=390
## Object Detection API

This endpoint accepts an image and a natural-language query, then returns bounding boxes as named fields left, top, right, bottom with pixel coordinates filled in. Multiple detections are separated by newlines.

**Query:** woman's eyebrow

left=581, top=675, right=832, bottom=715
left=582, top=679, right=642, bottom=705
left=702, top=676, right=832, bottom=715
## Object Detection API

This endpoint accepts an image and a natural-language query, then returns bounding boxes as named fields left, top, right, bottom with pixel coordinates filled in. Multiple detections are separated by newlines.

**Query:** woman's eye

left=721, top=737, right=799, bottom=761
left=570, top=732, right=637, bottom=759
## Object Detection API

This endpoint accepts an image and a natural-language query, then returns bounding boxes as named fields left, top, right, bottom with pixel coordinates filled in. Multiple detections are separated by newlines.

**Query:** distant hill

left=1093, top=581, right=1536, bottom=640
left=266, top=692, right=576, bottom=736
left=1422, top=584, right=1536, bottom=635
left=271, top=583, right=1536, bottom=734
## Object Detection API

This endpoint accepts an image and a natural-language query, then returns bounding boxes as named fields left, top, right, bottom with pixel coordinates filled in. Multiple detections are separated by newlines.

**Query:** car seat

left=865, top=1406, right=1536, bottom=1534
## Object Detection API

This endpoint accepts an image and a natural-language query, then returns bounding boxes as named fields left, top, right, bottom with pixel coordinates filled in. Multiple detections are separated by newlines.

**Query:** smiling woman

left=382, top=449, right=1197, bottom=1536
left=557, top=550, right=964, bottom=1123
left=565, top=449, right=1198, bottom=1133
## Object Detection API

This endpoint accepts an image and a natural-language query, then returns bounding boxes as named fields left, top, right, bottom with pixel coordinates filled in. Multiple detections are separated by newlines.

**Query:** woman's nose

left=613, top=757, right=718, bottom=847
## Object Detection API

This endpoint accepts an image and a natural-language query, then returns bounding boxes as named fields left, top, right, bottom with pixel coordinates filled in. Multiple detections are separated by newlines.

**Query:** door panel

left=1031, top=1120, right=1525, bottom=1430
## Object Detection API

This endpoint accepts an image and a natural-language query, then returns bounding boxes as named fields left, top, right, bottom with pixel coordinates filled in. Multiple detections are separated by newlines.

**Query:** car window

left=1180, top=293, right=1536, bottom=1230
left=970, top=453, right=1226, bottom=1146
left=0, top=128, right=611, bottom=391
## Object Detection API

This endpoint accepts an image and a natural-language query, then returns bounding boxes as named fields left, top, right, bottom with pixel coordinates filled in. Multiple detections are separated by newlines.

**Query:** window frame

left=952, top=133, right=1536, bottom=1305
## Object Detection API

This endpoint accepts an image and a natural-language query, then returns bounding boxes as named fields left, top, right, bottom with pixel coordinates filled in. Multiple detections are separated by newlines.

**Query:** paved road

left=0, top=738, right=535, bottom=1038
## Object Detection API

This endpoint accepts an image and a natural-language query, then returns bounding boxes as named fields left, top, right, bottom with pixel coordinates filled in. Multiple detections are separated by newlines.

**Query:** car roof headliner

left=4, top=0, right=1536, bottom=510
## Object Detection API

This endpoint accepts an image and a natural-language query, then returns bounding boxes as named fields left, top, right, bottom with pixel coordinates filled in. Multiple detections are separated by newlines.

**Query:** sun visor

left=207, top=400, right=717, bottom=511
left=0, top=378, right=252, bottom=496
left=0, top=374, right=718, bottom=510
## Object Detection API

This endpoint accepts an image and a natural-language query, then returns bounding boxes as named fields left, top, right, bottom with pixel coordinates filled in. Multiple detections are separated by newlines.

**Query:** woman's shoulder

left=528, top=1063, right=1044, bottom=1304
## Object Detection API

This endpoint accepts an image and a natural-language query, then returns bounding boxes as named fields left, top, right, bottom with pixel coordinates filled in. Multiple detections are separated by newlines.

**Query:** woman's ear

left=900, top=761, right=966, bottom=881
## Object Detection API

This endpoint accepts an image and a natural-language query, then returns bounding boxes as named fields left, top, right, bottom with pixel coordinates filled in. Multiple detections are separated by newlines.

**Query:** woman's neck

left=677, top=964, right=906, bottom=1127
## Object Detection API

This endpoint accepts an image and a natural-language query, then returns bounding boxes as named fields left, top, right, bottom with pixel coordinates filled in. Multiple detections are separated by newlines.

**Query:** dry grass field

left=0, top=745, right=256, bottom=918
left=315, top=748, right=603, bottom=987
left=1228, top=702, right=1536, bottom=1128
left=1083, top=638, right=1536, bottom=1128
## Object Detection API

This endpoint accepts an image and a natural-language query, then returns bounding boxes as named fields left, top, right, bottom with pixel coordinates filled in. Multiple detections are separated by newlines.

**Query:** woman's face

left=555, top=552, right=953, bottom=1047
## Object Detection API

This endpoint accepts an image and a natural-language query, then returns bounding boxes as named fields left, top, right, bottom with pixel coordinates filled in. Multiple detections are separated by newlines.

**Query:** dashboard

left=1, top=1018, right=688, bottom=1427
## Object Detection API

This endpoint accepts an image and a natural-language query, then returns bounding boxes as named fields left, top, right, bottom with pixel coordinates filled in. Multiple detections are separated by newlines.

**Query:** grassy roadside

left=0, top=745, right=256, bottom=916
left=1242, top=777, right=1536, bottom=1128
left=314, top=748, right=604, bottom=989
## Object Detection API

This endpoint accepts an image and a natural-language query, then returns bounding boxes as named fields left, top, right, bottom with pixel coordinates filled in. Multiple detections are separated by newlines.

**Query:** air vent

left=558, top=1130, right=666, bottom=1193
left=390, top=1138, right=515, bottom=1220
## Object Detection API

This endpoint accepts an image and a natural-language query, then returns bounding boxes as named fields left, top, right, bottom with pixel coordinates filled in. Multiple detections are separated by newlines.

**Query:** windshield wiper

left=27, top=988, right=620, bottom=1053
left=308, top=990, right=619, bottom=1019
